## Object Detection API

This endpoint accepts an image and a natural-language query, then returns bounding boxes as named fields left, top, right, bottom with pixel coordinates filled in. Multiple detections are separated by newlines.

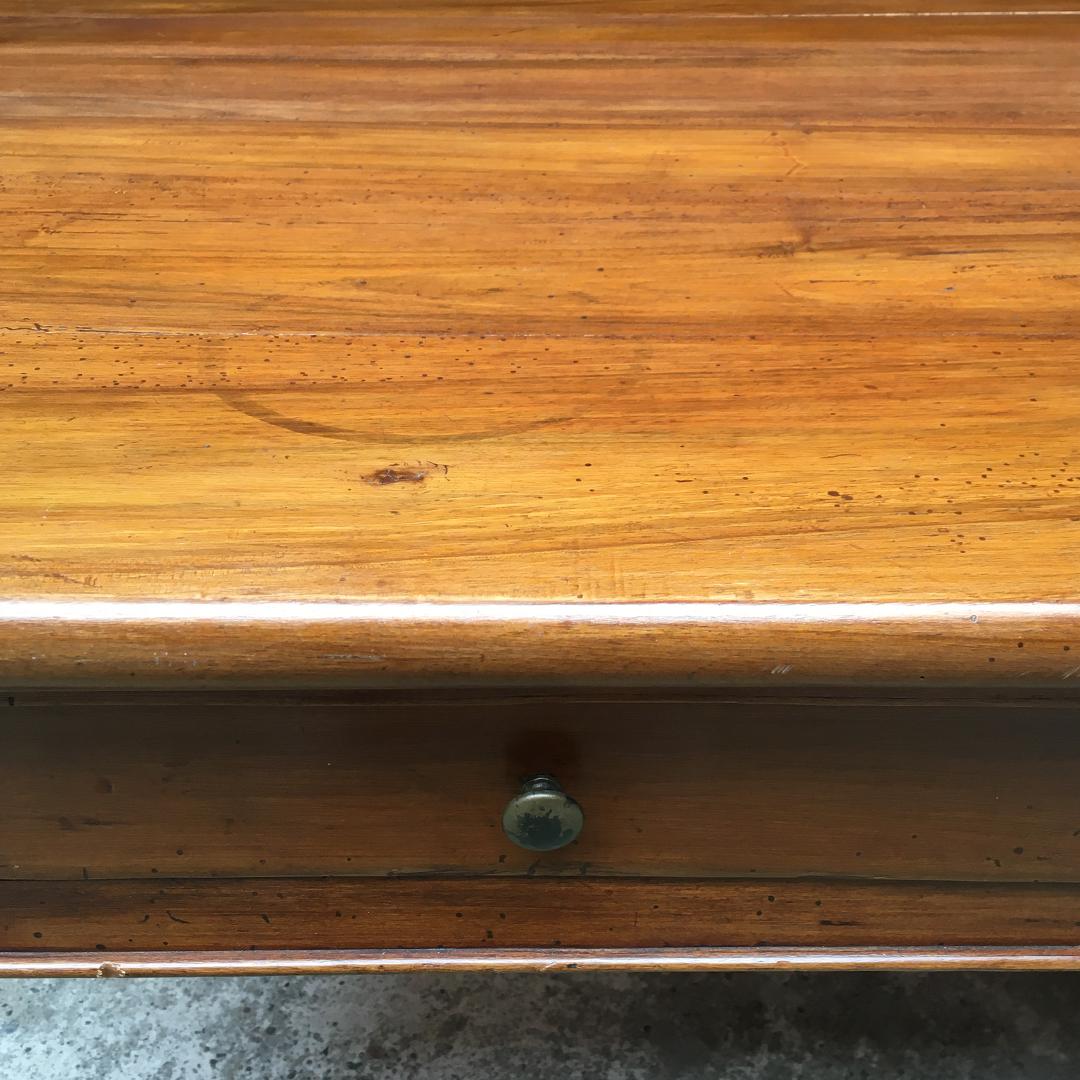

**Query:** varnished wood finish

left=5, top=878, right=1080, bottom=951
left=2, top=2, right=1079, bottom=687
left=5, top=699, right=1080, bottom=882
left=3, top=1, right=1080, bottom=975
left=2, top=608, right=1080, bottom=688
left=12, top=947, right=1080, bottom=978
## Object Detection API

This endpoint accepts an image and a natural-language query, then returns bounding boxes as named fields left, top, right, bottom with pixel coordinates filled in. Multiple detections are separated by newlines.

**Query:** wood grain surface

left=5, top=877, right=1080, bottom=951
left=5, top=698, right=1080, bottom=882
left=2, top=1, right=1079, bottom=687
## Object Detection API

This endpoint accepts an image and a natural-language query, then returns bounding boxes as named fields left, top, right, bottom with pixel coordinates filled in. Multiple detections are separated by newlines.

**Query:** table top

left=2, top=1, right=1078, bottom=688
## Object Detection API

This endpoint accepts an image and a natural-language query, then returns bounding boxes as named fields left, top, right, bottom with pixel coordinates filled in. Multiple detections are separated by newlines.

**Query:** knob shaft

left=502, top=774, right=584, bottom=852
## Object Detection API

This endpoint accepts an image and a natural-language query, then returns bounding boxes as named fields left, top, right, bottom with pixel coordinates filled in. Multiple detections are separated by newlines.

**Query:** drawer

left=5, top=693, right=1080, bottom=968
left=3, top=695, right=1080, bottom=883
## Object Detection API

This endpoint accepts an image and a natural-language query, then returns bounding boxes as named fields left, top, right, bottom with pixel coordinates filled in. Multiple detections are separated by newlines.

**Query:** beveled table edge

left=2, top=601, right=1079, bottom=688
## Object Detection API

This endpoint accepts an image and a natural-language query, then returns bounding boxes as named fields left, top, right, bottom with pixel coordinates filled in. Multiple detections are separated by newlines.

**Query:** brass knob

left=502, top=774, right=584, bottom=852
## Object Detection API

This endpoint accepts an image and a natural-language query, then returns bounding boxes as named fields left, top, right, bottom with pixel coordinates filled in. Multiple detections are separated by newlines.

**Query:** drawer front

left=3, top=697, right=1079, bottom=884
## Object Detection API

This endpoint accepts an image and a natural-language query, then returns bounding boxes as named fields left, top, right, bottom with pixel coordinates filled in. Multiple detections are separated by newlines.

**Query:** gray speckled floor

left=1, top=973, right=1077, bottom=1079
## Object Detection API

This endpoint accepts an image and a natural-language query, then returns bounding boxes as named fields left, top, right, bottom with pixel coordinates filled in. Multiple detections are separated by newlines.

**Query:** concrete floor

left=2, top=972, right=1079, bottom=1078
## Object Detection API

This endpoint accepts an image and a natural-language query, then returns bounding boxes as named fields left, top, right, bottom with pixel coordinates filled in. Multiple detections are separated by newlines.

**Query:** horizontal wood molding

left=4, top=878, right=1080, bottom=955
left=1, top=610, right=1079, bottom=688
left=7, top=946, right=1080, bottom=978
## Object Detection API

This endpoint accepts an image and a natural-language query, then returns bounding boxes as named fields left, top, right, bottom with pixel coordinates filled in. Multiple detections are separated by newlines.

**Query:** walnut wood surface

left=5, top=699, right=1080, bottom=882
left=1, top=3, right=1078, bottom=687
left=5, top=878, right=1080, bottom=952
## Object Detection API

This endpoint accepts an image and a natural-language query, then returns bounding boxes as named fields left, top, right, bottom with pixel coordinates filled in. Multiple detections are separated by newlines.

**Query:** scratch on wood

left=319, top=653, right=385, bottom=662
left=216, top=390, right=571, bottom=444
left=361, top=463, right=448, bottom=487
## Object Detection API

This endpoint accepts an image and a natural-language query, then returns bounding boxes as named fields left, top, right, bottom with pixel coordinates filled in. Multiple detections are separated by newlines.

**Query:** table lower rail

left=7, top=947, right=1080, bottom=977
left=3, top=877, right=1080, bottom=975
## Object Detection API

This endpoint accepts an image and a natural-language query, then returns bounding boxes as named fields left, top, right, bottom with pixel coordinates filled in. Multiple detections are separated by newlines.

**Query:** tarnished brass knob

left=502, top=774, right=584, bottom=852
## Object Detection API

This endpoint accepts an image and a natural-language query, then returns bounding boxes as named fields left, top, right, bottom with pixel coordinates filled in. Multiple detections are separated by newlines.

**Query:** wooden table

left=2, top=0, right=1079, bottom=976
